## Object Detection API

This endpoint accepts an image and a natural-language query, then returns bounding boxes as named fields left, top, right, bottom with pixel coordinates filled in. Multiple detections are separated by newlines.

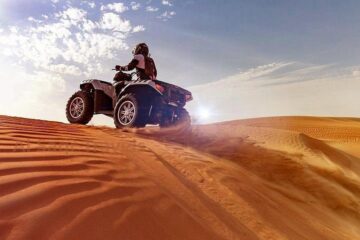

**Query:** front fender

left=80, top=80, right=114, bottom=99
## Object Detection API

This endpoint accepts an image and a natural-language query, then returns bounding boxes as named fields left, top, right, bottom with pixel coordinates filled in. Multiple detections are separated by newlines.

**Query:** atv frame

left=66, top=76, right=193, bottom=128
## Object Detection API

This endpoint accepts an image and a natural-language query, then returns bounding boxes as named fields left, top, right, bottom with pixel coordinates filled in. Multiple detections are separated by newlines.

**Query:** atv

left=66, top=71, right=193, bottom=128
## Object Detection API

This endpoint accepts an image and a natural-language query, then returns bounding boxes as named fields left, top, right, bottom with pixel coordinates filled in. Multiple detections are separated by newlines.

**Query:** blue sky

left=0, top=0, right=360, bottom=124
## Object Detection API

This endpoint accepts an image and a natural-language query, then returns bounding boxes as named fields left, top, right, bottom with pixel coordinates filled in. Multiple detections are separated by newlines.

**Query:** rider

left=114, top=43, right=157, bottom=82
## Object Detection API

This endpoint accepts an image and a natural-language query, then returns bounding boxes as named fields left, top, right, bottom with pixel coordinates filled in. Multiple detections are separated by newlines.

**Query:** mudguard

left=120, top=79, right=163, bottom=95
left=80, top=79, right=115, bottom=98
left=120, top=79, right=192, bottom=100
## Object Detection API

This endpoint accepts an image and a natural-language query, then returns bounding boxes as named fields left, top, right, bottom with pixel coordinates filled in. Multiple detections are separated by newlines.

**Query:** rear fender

left=118, top=83, right=165, bottom=120
left=120, top=80, right=163, bottom=96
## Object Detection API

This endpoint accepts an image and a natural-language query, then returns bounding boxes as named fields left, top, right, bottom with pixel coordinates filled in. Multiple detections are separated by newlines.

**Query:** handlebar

left=112, top=68, right=139, bottom=80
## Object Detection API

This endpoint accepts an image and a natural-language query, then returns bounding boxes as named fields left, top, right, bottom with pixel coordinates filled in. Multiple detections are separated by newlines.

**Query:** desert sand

left=0, top=115, right=359, bottom=240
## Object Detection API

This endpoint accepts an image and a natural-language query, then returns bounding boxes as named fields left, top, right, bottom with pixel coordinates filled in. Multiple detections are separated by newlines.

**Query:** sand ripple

left=0, top=115, right=359, bottom=240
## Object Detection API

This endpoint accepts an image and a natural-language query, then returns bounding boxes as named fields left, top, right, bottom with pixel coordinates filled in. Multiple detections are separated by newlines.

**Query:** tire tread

left=66, top=91, right=94, bottom=124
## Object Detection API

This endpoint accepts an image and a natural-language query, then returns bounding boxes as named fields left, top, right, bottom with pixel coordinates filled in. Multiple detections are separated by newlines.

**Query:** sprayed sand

left=0, top=115, right=359, bottom=240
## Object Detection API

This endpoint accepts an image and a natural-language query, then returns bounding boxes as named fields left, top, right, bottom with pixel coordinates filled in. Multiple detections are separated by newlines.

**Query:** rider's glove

left=115, top=65, right=121, bottom=71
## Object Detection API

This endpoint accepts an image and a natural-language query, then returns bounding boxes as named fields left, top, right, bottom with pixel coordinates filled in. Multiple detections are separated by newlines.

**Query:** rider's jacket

left=120, top=54, right=157, bottom=80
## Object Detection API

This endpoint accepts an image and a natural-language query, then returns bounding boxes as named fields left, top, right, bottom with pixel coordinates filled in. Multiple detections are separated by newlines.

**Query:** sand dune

left=0, top=115, right=359, bottom=240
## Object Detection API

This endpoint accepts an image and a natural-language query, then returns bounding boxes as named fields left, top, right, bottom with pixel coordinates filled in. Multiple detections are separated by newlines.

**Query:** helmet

left=132, top=43, right=149, bottom=56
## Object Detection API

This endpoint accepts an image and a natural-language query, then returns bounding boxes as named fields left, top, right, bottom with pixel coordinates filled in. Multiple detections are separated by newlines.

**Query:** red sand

left=0, top=115, right=359, bottom=240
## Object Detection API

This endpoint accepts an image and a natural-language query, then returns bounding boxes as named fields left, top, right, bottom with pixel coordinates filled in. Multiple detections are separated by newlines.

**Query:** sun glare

left=198, top=107, right=211, bottom=120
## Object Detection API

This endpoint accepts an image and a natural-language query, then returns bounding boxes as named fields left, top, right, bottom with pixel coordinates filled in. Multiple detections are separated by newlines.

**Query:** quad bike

left=66, top=70, right=193, bottom=128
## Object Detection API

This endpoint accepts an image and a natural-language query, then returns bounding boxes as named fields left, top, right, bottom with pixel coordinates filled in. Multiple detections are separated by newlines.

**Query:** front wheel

left=66, top=91, right=94, bottom=124
left=114, top=94, right=147, bottom=128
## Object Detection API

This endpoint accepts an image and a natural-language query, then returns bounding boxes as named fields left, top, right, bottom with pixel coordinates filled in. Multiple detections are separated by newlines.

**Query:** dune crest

left=0, top=115, right=359, bottom=240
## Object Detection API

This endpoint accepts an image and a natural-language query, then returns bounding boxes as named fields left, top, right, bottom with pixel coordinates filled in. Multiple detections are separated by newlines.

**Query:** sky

left=0, top=0, right=360, bottom=125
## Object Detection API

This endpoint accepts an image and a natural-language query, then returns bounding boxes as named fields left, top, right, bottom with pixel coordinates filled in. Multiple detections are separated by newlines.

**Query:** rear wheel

left=160, top=108, right=191, bottom=128
left=114, top=94, right=147, bottom=128
left=177, top=108, right=191, bottom=126
left=66, top=91, right=94, bottom=124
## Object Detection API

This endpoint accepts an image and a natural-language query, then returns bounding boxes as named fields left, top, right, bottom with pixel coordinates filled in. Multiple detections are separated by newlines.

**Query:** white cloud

left=0, top=7, right=136, bottom=76
left=101, top=12, right=131, bottom=32
left=101, top=2, right=129, bottom=13
left=162, top=0, right=173, bottom=6
left=82, top=19, right=97, bottom=32
left=48, top=64, right=82, bottom=75
left=188, top=63, right=360, bottom=123
left=28, top=16, right=43, bottom=24
left=9, top=26, right=18, bottom=33
left=81, top=1, right=96, bottom=8
left=146, top=6, right=159, bottom=12
left=130, top=1, right=141, bottom=10
left=158, top=11, right=176, bottom=21
left=197, top=62, right=292, bottom=86
left=132, top=25, right=145, bottom=33
left=55, top=7, right=87, bottom=23
left=89, top=2, right=96, bottom=8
